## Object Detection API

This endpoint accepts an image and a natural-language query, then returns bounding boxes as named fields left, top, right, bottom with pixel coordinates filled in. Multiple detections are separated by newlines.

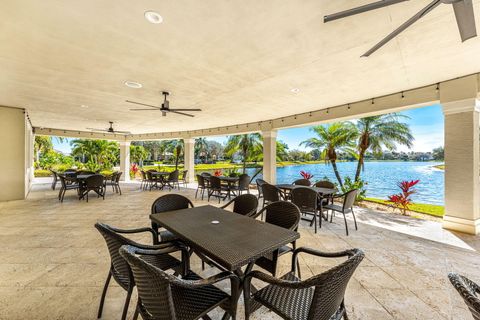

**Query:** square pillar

left=442, top=98, right=480, bottom=234
left=183, top=138, right=195, bottom=183
left=262, top=130, right=277, bottom=184
left=119, top=141, right=131, bottom=182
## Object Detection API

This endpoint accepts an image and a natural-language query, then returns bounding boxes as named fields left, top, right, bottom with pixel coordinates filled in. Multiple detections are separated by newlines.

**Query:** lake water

left=244, top=161, right=445, bottom=205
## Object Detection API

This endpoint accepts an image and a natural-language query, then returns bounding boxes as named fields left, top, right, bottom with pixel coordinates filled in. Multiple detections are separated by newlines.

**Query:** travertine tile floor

left=1, top=181, right=480, bottom=320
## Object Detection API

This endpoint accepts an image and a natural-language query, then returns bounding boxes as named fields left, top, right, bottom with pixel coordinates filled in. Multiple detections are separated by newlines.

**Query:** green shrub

left=34, top=169, right=52, bottom=177
left=341, top=176, right=367, bottom=201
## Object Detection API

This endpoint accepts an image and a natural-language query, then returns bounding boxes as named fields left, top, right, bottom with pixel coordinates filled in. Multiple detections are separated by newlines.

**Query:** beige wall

left=0, top=106, right=31, bottom=201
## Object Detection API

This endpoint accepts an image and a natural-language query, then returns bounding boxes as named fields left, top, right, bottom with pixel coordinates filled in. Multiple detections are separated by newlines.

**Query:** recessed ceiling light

left=290, top=88, right=300, bottom=94
left=144, top=11, right=163, bottom=24
left=80, top=104, right=89, bottom=108
left=125, top=81, right=143, bottom=89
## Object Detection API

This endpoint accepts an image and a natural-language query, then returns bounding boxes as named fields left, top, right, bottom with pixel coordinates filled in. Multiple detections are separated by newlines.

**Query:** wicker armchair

left=207, top=176, right=228, bottom=203
left=120, top=245, right=240, bottom=320
left=291, top=187, right=321, bottom=233
left=256, top=178, right=266, bottom=200
left=324, top=189, right=359, bottom=236
left=448, top=273, right=480, bottom=319
left=221, top=194, right=259, bottom=217
left=79, top=174, right=105, bottom=202
left=233, top=174, right=251, bottom=195
left=105, top=172, right=122, bottom=195
left=195, top=174, right=208, bottom=200
left=165, top=170, right=180, bottom=190
left=50, top=170, right=59, bottom=190
left=57, top=174, right=79, bottom=202
left=252, top=201, right=300, bottom=277
left=181, top=170, right=188, bottom=188
left=293, top=178, right=311, bottom=186
left=95, top=223, right=188, bottom=320
left=260, top=183, right=283, bottom=209
left=151, top=194, right=194, bottom=244
left=314, top=180, right=335, bottom=189
left=244, top=247, right=365, bottom=320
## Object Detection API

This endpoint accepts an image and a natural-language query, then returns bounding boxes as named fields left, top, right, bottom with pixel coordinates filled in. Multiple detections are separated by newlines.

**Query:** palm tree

left=34, top=136, right=53, bottom=162
left=195, top=137, right=209, bottom=163
left=224, top=133, right=262, bottom=173
left=301, top=122, right=358, bottom=187
left=354, top=114, right=413, bottom=181
left=70, top=139, right=119, bottom=169
left=165, top=140, right=184, bottom=170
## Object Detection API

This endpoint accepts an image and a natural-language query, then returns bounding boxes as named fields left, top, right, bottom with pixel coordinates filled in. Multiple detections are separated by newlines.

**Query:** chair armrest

left=291, top=247, right=359, bottom=275
left=177, top=271, right=239, bottom=289
left=106, top=225, right=157, bottom=243
left=220, top=198, right=235, bottom=209
left=245, top=270, right=311, bottom=290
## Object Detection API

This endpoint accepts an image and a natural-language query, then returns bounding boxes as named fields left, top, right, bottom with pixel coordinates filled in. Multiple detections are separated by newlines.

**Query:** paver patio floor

left=1, top=181, right=479, bottom=319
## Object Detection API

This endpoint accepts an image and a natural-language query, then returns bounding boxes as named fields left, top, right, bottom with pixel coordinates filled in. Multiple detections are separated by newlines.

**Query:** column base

left=443, top=215, right=480, bottom=235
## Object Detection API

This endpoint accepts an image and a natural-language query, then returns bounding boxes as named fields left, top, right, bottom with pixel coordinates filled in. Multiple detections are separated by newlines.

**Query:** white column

left=262, top=130, right=277, bottom=184
left=442, top=98, right=480, bottom=234
left=119, top=141, right=131, bottom=182
left=183, top=138, right=195, bottom=183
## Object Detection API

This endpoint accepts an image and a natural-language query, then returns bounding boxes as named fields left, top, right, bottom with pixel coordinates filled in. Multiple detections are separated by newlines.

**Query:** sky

left=53, top=104, right=444, bottom=154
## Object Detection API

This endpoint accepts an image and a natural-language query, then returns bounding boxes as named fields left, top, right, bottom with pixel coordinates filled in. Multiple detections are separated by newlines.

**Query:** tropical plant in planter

left=388, top=180, right=420, bottom=215
left=130, top=163, right=139, bottom=179
left=300, top=170, right=314, bottom=180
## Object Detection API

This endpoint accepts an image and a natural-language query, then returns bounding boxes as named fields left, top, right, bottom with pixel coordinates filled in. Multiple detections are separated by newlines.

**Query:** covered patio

left=2, top=1, right=480, bottom=319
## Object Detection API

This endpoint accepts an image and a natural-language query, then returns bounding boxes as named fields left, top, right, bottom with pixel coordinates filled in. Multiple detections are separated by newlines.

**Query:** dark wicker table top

left=205, top=176, right=239, bottom=182
left=151, top=171, right=170, bottom=176
left=275, top=184, right=336, bottom=195
left=150, top=205, right=300, bottom=271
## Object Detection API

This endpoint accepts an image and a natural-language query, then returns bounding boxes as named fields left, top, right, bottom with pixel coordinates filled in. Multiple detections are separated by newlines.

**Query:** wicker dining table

left=150, top=171, right=170, bottom=189
left=204, top=175, right=240, bottom=199
left=150, top=204, right=299, bottom=311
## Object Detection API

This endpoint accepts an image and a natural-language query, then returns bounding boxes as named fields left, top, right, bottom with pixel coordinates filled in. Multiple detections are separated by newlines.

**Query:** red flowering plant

left=130, top=163, right=139, bottom=179
left=213, top=169, right=222, bottom=177
left=387, top=180, right=420, bottom=215
left=300, top=170, right=314, bottom=180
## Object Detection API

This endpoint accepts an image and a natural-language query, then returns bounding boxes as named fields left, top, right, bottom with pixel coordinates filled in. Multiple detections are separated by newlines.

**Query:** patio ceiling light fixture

left=124, top=81, right=142, bottom=89
left=290, top=88, right=300, bottom=94
left=144, top=11, right=163, bottom=24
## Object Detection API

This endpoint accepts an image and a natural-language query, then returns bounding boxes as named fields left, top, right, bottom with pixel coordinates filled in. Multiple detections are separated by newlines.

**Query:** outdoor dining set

left=50, top=169, right=122, bottom=202
left=96, top=193, right=365, bottom=320
left=139, top=169, right=187, bottom=191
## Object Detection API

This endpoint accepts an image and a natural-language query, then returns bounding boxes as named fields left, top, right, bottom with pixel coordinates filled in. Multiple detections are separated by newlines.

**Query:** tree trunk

left=331, top=160, right=344, bottom=188
left=354, top=150, right=365, bottom=182
left=242, top=147, right=247, bottom=174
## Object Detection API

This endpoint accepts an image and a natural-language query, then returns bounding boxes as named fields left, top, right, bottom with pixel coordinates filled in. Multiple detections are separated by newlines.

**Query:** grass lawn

left=364, top=197, right=444, bottom=217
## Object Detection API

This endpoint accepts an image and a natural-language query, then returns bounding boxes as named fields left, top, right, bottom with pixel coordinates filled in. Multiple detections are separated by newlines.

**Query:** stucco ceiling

left=1, top=0, right=480, bottom=134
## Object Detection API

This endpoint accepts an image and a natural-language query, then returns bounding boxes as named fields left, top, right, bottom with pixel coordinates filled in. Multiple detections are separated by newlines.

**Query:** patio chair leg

left=201, top=189, right=205, bottom=200
left=330, top=210, right=334, bottom=223
left=314, top=213, right=317, bottom=233
left=195, top=188, right=199, bottom=199
left=97, top=270, right=112, bottom=318
left=121, top=285, right=133, bottom=320
left=352, top=208, right=358, bottom=230
left=343, top=213, right=349, bottom=236
left=117, top=184, right=122, bottom=195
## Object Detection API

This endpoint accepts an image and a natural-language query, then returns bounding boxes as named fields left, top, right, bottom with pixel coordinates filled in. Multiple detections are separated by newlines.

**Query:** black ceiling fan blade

left=324, top=0, right=409, bottom=23
left=362, top=0, right=441, bottom=57
left=125, top=100, right=161, bottom=109
left=169, top=108, right=202, bottom=111
left=130, top=108, right=162, bottom=111
left=452, top=0, right=477, bottom=42
left=112, top=130, right=132, bottom=134
left=170, top=110, right=195, bottom=117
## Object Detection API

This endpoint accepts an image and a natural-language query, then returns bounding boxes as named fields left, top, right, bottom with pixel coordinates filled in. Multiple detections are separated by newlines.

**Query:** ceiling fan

left=86, top=121, right=131, bottom=134
left=324, top=0, right=477, bottom=57
left=126, top=91, right=202, bottom=117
